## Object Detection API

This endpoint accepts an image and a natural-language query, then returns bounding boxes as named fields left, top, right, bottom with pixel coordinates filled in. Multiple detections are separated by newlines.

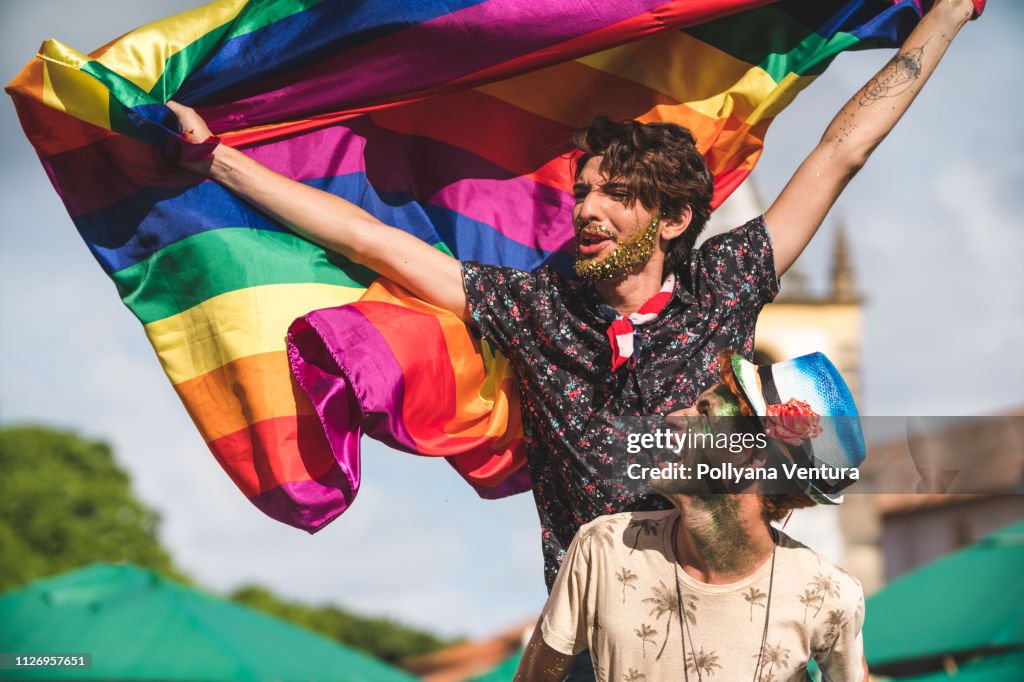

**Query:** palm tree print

left=686, top=647, right=722, bottom=677
left=756, top=643, right=791, bottom=680
left=681, top=593, right=699, bottom=626
left=623, top=669, right=646, bottom=682
left=743, top=586, right=767, bottom=622
left=642, top=581, right=681, bottom=660
left=616, top=567, right=638, bottom=603
left=798, top=588, right=818, bottom=623
left=627, top=519, right=659, bottom=554
left=809, top=573, right=841, bottom=617
left=585, top=521, right=618, bottom=551
left=824, top=609, right=848, bottom=653
left=634, top=623, right=657, bottom=658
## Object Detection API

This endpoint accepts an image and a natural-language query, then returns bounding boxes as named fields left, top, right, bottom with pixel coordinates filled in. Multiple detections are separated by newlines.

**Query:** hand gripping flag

left=7, top=0, right=925, bottom=532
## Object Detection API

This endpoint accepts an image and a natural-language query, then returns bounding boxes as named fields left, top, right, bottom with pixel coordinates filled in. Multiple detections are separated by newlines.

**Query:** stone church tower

left=706, top=182, right=882, bottom=591
left=707, top=179, right=863, bottom=401
left=753, top=223, right=862, bottom=403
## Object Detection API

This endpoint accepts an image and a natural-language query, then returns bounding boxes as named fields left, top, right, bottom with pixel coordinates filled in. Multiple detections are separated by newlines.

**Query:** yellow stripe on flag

left=146, top=282, right=362, bottom=384
left=96, top=0, right=248, bottom=93
left=576, top=31, right=806, bottom=125
left=39, top=41, right=111, bottom=130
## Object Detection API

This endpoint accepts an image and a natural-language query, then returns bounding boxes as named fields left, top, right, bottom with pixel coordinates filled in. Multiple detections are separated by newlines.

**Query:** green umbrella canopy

left=894, top=650, right=1024, bottom=682
left=864, top=521, right=1024, bottom=673
left=465, top=651, right=521, bottom=682
left=0, top=563, right=420, bottom=682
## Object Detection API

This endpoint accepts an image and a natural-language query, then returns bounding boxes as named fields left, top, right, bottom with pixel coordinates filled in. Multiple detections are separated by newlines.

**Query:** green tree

left=0, top=426, right=180, bottom=590
left=229, top=584, right=452, bottom=664
left=0, top=426, right=450, bottom=664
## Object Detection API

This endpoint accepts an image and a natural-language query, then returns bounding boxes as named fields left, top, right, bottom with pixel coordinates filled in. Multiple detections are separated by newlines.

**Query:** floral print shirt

left=461, top=216, right=779, bottom=589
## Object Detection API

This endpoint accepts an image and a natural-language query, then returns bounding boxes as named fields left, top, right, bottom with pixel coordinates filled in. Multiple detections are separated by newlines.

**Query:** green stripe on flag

left=150, top=0, right=329, bottom=100
left=683, top=5, right=863, bottom=81
left=113, top=228, right=374, bottom=323
left=112, top=227, right=453, bottom=324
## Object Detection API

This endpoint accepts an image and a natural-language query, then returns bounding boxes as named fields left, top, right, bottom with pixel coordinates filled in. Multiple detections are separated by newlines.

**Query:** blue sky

left=2, top=1, right=1022, bottom=638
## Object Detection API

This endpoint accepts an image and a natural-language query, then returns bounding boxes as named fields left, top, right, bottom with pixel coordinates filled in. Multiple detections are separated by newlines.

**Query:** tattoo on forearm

left=858, top=46, right=924, bottom=105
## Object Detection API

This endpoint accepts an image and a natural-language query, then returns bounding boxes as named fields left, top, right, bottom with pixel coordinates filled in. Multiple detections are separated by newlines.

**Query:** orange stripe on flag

left=174, top=351, right=316, bottom=443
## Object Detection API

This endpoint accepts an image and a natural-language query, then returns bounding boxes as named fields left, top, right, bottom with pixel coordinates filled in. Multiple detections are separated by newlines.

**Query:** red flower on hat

left=765, top=398, right=823, bottom=445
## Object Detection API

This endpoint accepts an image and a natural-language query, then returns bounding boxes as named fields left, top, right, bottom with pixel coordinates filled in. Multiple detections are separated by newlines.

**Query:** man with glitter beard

left=167, top=0, right=980, bottom=676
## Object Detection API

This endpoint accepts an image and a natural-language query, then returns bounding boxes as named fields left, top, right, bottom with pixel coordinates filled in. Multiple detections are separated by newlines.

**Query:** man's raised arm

left=764, top=0, right=978, bottom=277
left=167, top=102, right=469, bottom=320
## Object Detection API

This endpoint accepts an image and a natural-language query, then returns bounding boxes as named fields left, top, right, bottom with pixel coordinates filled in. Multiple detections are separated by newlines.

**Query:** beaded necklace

left=671, top=515, right=777, bottom=682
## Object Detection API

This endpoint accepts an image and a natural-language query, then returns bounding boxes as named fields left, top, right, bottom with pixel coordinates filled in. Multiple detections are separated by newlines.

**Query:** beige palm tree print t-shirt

left=539, top=510, right=865, bottom=682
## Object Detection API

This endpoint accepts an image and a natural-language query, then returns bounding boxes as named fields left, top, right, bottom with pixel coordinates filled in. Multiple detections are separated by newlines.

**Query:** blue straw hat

left=730, top=352, right=865, bottom=504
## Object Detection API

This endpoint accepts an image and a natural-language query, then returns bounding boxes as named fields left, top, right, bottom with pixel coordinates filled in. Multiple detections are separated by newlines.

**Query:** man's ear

left=661, top=206, right=693, bottom=241
left=742, top=442, right=768, bottom=469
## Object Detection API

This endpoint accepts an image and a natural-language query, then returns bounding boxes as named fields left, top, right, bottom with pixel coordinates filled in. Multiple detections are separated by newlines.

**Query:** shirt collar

left=585, top=272, right=685, bottom=320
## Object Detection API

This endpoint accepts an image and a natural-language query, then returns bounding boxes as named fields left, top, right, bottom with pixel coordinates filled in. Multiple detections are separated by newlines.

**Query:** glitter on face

left=574, top=212, right=661, bottom=281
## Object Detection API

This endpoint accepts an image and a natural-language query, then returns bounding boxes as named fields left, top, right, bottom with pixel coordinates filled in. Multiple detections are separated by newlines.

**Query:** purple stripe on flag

left=201, top=0, right=675, bottom=130
left=250, top=464, right=356, bottom=533
left=459, top=464, right=533, bottom=498
left=289, top=306, right=418, bottom=453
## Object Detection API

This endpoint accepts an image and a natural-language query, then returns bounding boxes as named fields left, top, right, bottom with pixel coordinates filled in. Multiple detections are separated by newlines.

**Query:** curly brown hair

left=716, top=350, right=757, bottom=419
left=572, top=117, right=714, bottom=276
left=761, top=493, right=817, bottom=523
left=715, top=350, right=816, bottom=523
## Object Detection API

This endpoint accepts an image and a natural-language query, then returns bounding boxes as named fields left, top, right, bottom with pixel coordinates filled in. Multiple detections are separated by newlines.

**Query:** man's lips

left=576, top=227, right=615, bottom=256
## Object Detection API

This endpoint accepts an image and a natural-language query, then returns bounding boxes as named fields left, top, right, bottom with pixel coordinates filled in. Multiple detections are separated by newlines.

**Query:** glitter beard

left=574, top=213, right=661, bottom=281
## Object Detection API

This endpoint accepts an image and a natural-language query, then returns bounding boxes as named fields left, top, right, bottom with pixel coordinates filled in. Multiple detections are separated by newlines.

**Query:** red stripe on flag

left=207, top=414, right=336, bottom=498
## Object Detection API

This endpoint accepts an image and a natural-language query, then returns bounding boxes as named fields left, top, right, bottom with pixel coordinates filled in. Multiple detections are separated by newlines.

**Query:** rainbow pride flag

left=7, top=0, right=923, bottom=532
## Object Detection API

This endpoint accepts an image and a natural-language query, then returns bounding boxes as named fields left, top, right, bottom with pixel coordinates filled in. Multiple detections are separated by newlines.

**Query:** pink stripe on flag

left=245, top=120, right=575, bottom=254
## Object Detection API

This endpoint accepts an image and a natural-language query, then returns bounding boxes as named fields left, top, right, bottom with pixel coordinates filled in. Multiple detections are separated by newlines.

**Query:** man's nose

left=576, top=190, right=605, bottom=225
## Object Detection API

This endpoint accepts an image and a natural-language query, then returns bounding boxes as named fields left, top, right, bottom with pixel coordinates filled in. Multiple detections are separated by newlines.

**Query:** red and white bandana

left=605, top=274, right=675, bottom=371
